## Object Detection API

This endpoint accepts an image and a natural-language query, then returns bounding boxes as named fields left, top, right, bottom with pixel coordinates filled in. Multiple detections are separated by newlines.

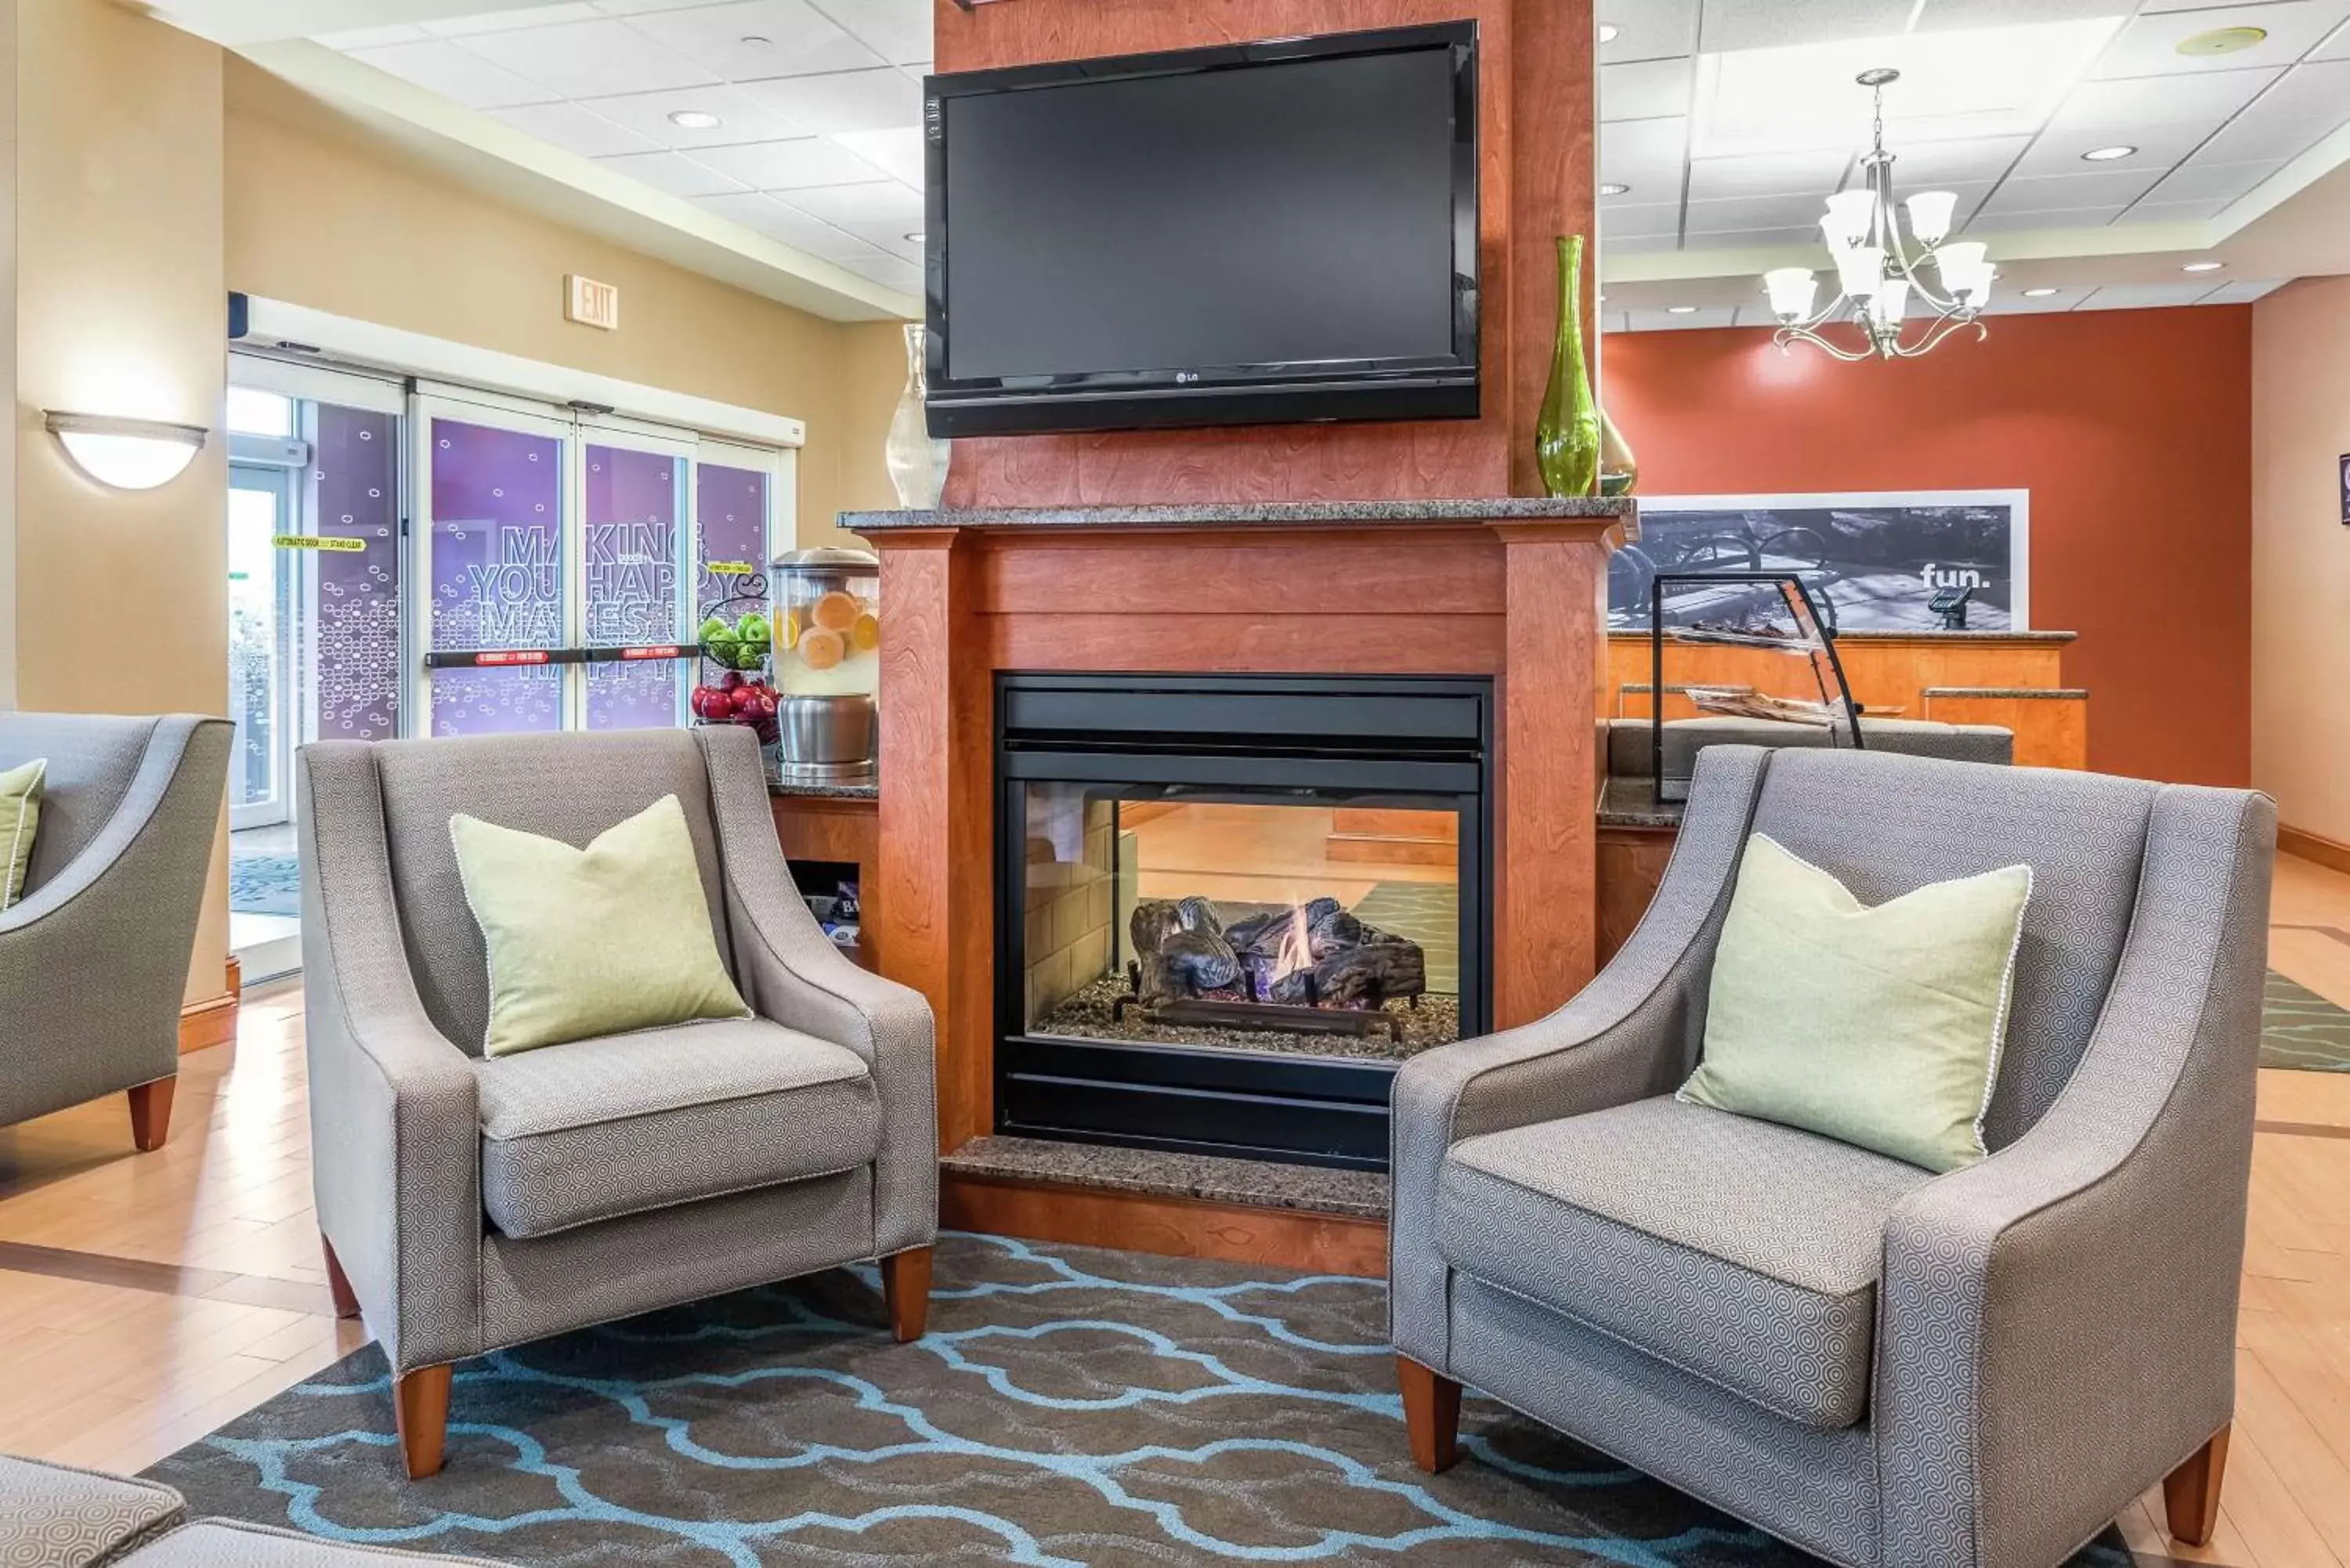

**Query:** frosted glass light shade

left=1907, top=190, right=1959, bottom=245
left=44, top=412, right=208, bottom=491
left=1936, top=242, right=1992, bottom=304
left=1764, top=267, right=1820, bottom=321
left=1870, top=276, right=1913, bottom=323
left=1835, top=245, right=1885, bottom=300
left=1824, top=189, right=1879, bottom=248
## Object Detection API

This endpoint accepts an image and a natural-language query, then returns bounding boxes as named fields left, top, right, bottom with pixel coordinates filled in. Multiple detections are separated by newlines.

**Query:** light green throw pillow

left=1, top=758, right=44, bottom=911
left=449, top=794, right=749, bottom=1057
left=1679, top=833, right=2033, bottom=1173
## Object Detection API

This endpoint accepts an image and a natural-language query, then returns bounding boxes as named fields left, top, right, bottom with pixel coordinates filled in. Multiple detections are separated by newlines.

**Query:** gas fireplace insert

left=995, top=672, right=1492, bottom=1169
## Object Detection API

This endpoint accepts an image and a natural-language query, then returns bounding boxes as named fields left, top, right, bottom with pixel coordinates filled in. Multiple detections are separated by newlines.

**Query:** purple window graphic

left=429, top=418, right=563, bottom=737
left=696, top=464, right=771, bottom=619
left=313, top=405, right=401, bottom=741
left=585, top=445, right=687, bottom=731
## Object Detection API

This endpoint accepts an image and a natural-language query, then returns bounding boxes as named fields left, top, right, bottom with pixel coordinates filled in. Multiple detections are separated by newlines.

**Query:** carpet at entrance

left=146, top=1234, right=2142, bottom=1567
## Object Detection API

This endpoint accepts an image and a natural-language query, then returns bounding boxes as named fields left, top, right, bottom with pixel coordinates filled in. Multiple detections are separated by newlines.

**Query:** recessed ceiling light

left=1667, top=305, right=1699, bottom=314
left=2081, top=144, right=2136, bottom=161
left=739, top=34, right=772, bottom=47
left=668, top=110, right=722, bottom=130
left=1599, top=182, right=1630, bottom=196
left=2177, top=24, right=2266, bottom=58
left=1598, top=23, right=1620, bottom=43
left=904, top=231, right=925, bottom=245
left=2023, top=287, right=2059, bottom=298
left=2181, top=260, right=2225, bottom=273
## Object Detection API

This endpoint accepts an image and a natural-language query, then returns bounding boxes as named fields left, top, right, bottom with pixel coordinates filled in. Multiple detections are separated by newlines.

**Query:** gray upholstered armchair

left=1392, top=745, right=2274, bottom=1568
left=1, top=713, right=230, bottom=1149
left=298, top=726, right=938, bottom=1480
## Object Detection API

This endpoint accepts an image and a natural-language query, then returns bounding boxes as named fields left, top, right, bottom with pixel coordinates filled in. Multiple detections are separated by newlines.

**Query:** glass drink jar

left=773, top=547, right=880, bottom=698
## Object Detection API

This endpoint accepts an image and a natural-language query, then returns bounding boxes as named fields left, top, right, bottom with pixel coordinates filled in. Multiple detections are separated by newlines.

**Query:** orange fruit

left=782, top=611, right=801, bottom=650
left=798, top=627, right=845, bottom=670
left=812, top=591, right=859, bottom=632
left=850, top=612, right=880, bottom=652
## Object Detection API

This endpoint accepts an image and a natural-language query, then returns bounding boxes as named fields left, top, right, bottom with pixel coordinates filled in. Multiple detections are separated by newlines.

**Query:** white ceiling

left=275, top=0, right=2350, bottom=331
left=316, top=0, right=932, bottom=298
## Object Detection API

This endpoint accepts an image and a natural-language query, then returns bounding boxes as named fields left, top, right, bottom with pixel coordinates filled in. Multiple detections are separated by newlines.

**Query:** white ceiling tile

left=689, top=136, right=886, bottom=190
left=2091, top=2, right=2350, bottom=78
left=2012, top=119, right=2218, bottom=176
left=423, top=5, right=601, bottom=36
left=2315, top=17, right=2350, bottom=57
left=316, top=24, right=428, bottom=48
left=1915, top=0, right=2136, bottom=27
left=829, top=127, right=923, bottom=185
left=2198, top=276, right=2287, bottom=300
left=573, top=85, right=808, bottom=148
left=1600, top=115, right=1688, bottom=197
left=593, top=0, right=725, bottom=11
left=692, top=191, right=886, bottom=257
left=595, top=149, right=750, bottom=197
left=2039, top=68, right=2280, bottom=135
left=1600, top=201, right=1685, bottom=239
left=459, top=19, right=716, bottom=97
left=1626, top=305, right=1738, bottom=330
left=779, top=180, right=924, bottom=224
left=2128, top=193, right=2236, bottom=219
left=2145, top=156, right=2284, bottom=200
left=1600, top=0, right=1699, bottom=62
left=1882, top=137, right=2030, bottom=186
left=1683, top=193, right=1834, bottom=233
left=1697, top=0, right=1911, bottom=54
left=345, top=39, right=560, bottom=108
left=1979, top=167, right=2164, bottom=211
left=2077, top=282, right=2228, bottom=308
left=1601, top=235, right=1685, bottom=257
left=1979, top=287, right=2084, bottom=313
left=838, top=252, right=924, bottom=292
left=490, top=100, right=660, bottom=157
left=1685, top=225, right=1829, bottom=247
left=1963, top=204, right=2130, bottom=231
left=625, top=0, right=885, bottom=80
left=808, top=0, right=931, bottom=67
left=1687, top=147, right=1850, bottom=200
left=735, top=67, right=920, bottom=134
left=837, top=218, right=924, bottom=261
left=1601, top=57, right=1695, bottom=122
left=2194, top=59, right=2350, bottom=161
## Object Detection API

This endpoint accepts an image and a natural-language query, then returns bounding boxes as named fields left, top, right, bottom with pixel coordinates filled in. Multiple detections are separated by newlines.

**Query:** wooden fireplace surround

left=855, top=500, right=1632, bottom=1245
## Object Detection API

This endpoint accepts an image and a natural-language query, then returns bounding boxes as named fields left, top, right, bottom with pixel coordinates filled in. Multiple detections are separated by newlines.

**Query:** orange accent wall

left=1603, top=307, right=2252, bottom=787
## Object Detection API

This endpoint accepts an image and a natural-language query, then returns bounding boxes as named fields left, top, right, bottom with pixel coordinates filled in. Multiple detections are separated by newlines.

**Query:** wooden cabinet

left=769, top=792, right=880, bottom=971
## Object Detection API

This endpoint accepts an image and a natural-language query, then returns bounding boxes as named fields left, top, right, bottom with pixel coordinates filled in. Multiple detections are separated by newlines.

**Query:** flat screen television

left=922, top=23, right=1480, bottom=439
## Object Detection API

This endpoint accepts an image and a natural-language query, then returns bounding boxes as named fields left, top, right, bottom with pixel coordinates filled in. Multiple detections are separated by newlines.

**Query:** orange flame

left=1270, top=900, right=1314, bottom=986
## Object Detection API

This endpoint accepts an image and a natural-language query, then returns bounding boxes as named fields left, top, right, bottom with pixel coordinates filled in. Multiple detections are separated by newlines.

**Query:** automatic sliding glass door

left=582, top=424, right=692, bottom=731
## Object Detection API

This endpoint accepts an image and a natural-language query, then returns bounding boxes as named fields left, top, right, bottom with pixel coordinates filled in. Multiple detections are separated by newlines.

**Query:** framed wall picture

left=1608, top=490, right=2030, bottom=633
left=2337, top=454, right=2348, bottom=526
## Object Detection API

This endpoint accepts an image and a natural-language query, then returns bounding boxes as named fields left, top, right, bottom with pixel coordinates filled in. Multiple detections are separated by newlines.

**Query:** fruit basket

left=689, top=580, right=782, bottom=771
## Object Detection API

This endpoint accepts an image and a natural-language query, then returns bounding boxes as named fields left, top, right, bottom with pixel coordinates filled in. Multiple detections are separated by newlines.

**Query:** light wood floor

left=3, top=861, right=2349, bottom=1566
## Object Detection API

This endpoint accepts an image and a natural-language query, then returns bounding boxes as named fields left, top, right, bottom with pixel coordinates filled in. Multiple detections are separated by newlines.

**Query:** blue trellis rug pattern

left=2262, top=970, right=2350, bottom=1071
left=229, top=847, right=302, bottom=918
left=145, top=1234, right=2144, bottom=1566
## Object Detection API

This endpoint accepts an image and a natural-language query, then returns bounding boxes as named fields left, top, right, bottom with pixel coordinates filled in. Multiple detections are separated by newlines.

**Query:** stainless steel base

left=776, top=757, right=877, bottom=786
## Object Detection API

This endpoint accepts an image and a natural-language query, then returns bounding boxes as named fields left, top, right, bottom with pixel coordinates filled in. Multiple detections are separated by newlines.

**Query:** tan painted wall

left=223, top=58, right=906, bottom=549
left=2251, top=274, right=2350, bottom=845
left=9, top=0, right=230, bottom=1005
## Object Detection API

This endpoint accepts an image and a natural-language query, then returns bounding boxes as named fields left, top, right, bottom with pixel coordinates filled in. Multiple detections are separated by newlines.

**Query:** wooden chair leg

left=320, top=1235, right=361, bottom=1321
left=125, top=1077, right=175, bottom=1152
left=881, top=1245, right=933, bottom=1342
left=1397, top=1355, right=1462, bottom=1474
left=393, top=1364, right=453, bottom=1480
left=2164, top=1424, right=2230, bottom=1546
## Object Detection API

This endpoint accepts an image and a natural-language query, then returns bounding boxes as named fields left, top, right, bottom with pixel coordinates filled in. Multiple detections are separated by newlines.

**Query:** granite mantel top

left=843, top=497, right=1638, bottom=533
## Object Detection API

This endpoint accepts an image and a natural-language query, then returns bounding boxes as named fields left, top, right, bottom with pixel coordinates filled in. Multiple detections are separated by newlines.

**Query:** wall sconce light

left=43, top=410, right=209, bottom=491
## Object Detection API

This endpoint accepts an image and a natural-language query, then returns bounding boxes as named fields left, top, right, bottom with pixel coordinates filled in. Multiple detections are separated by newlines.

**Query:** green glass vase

left=1535, top=233, right=1603, bottom=499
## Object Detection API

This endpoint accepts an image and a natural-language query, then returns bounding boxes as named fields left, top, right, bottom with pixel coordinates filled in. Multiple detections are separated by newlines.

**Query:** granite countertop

left=1598, top=775, right=1685, bottom=829
left=769, top=777, right=879, bottom=802
left=844, top=497, right=1637, bottom=532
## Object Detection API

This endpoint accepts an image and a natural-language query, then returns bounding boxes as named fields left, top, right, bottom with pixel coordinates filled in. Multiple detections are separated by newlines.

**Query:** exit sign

left=566, top=274, right=620, bottom=331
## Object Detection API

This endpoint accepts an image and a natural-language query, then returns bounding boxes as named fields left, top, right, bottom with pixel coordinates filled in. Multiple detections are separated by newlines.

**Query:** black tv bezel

left=922, top=22, right=1481, bottom=439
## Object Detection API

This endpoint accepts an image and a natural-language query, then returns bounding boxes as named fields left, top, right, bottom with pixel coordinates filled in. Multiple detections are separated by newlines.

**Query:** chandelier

left=1762, top=69, right=1997, bottom=361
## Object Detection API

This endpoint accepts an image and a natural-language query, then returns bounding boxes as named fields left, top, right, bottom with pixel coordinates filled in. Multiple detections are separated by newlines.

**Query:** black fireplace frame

left=993, top=671, right=1493, bottom=1170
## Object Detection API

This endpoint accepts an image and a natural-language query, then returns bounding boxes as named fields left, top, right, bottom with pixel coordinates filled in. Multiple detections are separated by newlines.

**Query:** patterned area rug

left=2262, top=970, right=2350, bottom=1071
left=229, top=849, right=302, bottom=917
left=146, top=1234, right=2142, bottom=1566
